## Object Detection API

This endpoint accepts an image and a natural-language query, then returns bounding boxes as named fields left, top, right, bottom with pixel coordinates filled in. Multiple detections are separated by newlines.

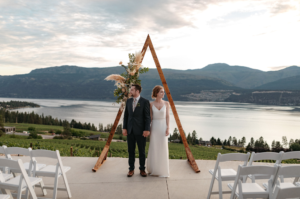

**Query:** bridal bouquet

left=105, top=51, right=149, bottom=110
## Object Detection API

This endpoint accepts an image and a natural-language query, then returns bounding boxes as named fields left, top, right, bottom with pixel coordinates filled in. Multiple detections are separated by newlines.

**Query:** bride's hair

left=152, top=85, right=164, bottom=99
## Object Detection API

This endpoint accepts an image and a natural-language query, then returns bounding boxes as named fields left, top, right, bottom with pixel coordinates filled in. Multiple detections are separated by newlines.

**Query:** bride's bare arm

left=150, top=102, right=153, bottom=124
left=166, top=101, right=170, bottom=136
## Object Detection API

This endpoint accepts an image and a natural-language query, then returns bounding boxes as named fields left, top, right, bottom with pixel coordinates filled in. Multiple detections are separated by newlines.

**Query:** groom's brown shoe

left=140, top=170, right=147, bottom=177
left=127, top=170, right=134, bottom=177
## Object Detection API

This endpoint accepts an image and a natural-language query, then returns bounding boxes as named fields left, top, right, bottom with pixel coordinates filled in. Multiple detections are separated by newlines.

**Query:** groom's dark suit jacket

left=123, top=97, right=151, bottom=134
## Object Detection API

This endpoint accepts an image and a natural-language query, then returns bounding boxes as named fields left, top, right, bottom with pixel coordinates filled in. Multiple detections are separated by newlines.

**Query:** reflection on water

left=1, top=97, right=300, bottom=145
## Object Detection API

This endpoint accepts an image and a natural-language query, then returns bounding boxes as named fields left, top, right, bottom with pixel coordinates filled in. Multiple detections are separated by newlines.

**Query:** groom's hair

left=132, top=84, right=142, bottom=93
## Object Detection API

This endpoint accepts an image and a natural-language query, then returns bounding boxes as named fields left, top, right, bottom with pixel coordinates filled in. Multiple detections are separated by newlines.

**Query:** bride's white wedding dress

left=146, top=104, right=170, bottom=177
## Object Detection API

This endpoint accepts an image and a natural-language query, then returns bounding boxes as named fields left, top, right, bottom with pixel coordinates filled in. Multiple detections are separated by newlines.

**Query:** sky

left=0, top=0, right=300, bottom=76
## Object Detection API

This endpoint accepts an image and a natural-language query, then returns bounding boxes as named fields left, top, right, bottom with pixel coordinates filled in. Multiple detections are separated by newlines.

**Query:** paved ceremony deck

left=9, top=156, right=295, bottom=199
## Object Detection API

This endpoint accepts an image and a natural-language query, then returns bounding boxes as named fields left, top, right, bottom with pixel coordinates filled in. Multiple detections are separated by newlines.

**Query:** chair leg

left=62, top=173, right=72, bottom=198
left=207, top=177, right=215, bottom=199
left=39, top=179, right=48, bottom=196
left=218, top=179, right=223, bottom=199
left=52, top=174, right=59, bottom=199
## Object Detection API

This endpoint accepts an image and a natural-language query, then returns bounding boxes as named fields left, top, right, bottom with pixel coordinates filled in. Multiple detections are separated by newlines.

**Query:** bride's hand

left=165, top=128, right=169, bottom=136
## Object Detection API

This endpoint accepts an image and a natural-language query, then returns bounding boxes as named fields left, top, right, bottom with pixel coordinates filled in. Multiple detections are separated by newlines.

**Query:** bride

left=147, top=85, right=170, bottom=177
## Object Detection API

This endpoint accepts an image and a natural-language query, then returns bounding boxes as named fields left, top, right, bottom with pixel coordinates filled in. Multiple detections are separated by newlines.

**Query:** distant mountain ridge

left=0, top=64, right=299, bottom=101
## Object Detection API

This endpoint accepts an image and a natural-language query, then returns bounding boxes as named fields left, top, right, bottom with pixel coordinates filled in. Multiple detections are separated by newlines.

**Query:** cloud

left=271, top=1, right=297, bottom=15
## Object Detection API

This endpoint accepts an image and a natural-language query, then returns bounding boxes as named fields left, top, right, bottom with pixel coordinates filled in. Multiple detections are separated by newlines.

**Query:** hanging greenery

left=105, top=51, right=149, bottom=110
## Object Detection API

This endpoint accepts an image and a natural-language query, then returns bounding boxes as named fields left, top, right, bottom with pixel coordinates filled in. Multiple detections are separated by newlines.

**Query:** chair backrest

left=31, top=149, right=59, bottom=159
left=218, top=152, right=250, bottom=164
left=0, top=146, right=6, bottom=155
left=281, top=151, right=300, bottom=161
left=248, top=152, right=283, bottom=166
left=274, top=165, right=300, bottom=182
left=0, top=159, right=38, bottom=199
left=5, top=147, right=32, bottom=159
left=230, top=165, right=278, bottom=199
left=272, top=186, right=300, bottom=199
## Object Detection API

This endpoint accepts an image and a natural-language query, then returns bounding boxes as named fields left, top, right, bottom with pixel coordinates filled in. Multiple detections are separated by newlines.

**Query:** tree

left=199, top=137, right=203, bottom=142
left=187, top=133, right=192, bottom=144
left=216, top=138, right=222, bottom=145
left=62, top=122, right=72, bottom=139
left=228, top=136, right=232, bottom=146
left=172, top=128, right=179, bottom=140
left=290, top=143, right=300, bottom=151
left=241, top=137, right=246, bottom=147
left=282, top=136, right=288, bottom=148
left=223, top=139, right=227, bottom=146
left=191, top=130, right=197, bottom=145
left=246, top=143, right=251, bottom=151
left=0, top=115, right=4, bottom=131
left=99, top=123, right=104, bottom=132
left=271, top=140, right=276, bottom=148
left=232, top=137, right=237, bottom=146
left=250, top=137, right=254, bottom=148
left=275, top=141, right=282, bottom=149
left=210, top=137, right=216, bottom=146
left=289, top=139, right=295, bottom=147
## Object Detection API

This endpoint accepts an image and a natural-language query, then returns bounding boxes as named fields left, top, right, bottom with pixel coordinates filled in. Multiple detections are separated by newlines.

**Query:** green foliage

left=114, top=53, right=149, bottom=103
left=290, top=143, right=300, bottom=151
left=28, top=132, right=42, bottom=139
left=28, top=127, right=36, bottom=131
left=0, top=101, right=40, bottom=109
left=0, top=130, right=4, bottom=137
left=56, top=130, right=62, bottom=135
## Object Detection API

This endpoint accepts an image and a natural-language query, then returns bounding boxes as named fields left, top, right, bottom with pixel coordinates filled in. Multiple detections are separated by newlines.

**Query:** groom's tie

left=133, top=98, right=137, bottom=112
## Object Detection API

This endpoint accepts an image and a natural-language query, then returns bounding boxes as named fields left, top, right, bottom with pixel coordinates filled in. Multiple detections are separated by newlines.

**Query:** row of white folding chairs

left=0, top=146, right=72, bottom=199
left=207, top=151, right=300, bottom=199
left=228, top=165, right=300, bottom=199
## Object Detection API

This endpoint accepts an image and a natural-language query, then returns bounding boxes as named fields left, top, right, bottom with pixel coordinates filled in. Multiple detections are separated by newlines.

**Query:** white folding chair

left=207, top=152, right=250, bottom=199
left=4, top=147, right=46, bottom=175
left=31, top=150, right=72, bottom=199
left=278, top=151, right=300, bottom=183
left=0, top=146, right=13, bottom=181
left=228, top=165, right=278, bottom=199
left=263, top=165, right=300, bottom=197
left=0, top=194, right=10, bottom=199
left=271, top=186, right=300, bottom=199
left=246, top=152, right=282, bottom=183
left=4, top=147, right=48, bottom=196
left=0, top=158, right=42, bottom=199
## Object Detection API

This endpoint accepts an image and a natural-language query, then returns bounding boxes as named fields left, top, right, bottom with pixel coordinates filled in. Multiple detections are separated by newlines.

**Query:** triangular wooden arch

left=92, top=35, right=200, bottom=173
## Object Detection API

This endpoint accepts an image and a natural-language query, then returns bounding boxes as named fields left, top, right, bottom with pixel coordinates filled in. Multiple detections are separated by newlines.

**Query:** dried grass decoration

left=105, top=51, right=149, bottom=110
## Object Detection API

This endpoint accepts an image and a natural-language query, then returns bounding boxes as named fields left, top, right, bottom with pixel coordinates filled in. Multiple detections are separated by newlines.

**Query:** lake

left=1, top=97, right=300, bottom=145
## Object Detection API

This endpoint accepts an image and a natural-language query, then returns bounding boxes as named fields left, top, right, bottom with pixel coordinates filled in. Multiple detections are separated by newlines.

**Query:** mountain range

left=0, top=63, right=299, bottom=101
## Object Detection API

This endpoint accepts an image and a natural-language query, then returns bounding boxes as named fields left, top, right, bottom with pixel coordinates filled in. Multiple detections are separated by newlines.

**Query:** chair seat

left=10, top=162, right=46, bottom=172
left=35, top=165, right=71, bottom=177
left=3, top=173, right=13, bottom=181
left=0, top=176, right=42, bottom=190
left=0, top=194, right=10, bottom=199
left=296, top=182, right=300, bottom=186
left=228, top=183, right=268, bottom=197
left=209, top=169, right=237, bottom=180
left=263, top=182, right=296, bottom=190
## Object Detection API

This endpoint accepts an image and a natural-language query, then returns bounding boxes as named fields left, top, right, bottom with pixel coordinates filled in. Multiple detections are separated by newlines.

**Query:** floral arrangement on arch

left=105, top=51, right=149, bottom=110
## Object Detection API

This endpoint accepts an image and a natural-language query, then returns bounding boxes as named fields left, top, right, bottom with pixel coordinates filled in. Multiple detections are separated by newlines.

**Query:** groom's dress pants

left=127, top=133, right=146, bottom=171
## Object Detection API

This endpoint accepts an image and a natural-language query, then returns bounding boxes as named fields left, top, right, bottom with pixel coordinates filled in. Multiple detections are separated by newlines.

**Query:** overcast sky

left=1, top=0, right=300, bottom=75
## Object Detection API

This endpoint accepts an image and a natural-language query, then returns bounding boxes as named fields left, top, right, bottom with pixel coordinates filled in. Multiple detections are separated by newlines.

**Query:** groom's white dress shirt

left=133, top=95, right=140, bottom=112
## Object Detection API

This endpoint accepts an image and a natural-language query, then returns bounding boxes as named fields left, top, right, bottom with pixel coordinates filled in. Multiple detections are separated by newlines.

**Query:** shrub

left=0, top=130, right=5, bottom=137
left=28, top=132, right=42, bottom=139
left=55, top=130, right=62, bottom=135
left=28, top=127, right=36, bottom=131
left=53, top=136, right=64, bottom=139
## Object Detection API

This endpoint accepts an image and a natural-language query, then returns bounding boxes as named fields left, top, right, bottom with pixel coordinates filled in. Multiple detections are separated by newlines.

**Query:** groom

left=123, top=84, right=151, bottom=177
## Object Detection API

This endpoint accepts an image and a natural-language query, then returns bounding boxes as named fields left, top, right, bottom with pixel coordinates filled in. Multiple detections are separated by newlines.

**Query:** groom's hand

left=122, top=129, right=128, bottom=136
left=143, top=131, right=150, bottom=137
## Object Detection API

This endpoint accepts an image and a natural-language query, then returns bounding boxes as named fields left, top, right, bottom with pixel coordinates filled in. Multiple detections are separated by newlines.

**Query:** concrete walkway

left=8, top=156, right=295, bottom=199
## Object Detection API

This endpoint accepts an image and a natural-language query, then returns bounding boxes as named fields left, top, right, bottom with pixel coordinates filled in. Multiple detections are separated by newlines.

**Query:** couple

left=122, top=84, right=170, bottom=178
